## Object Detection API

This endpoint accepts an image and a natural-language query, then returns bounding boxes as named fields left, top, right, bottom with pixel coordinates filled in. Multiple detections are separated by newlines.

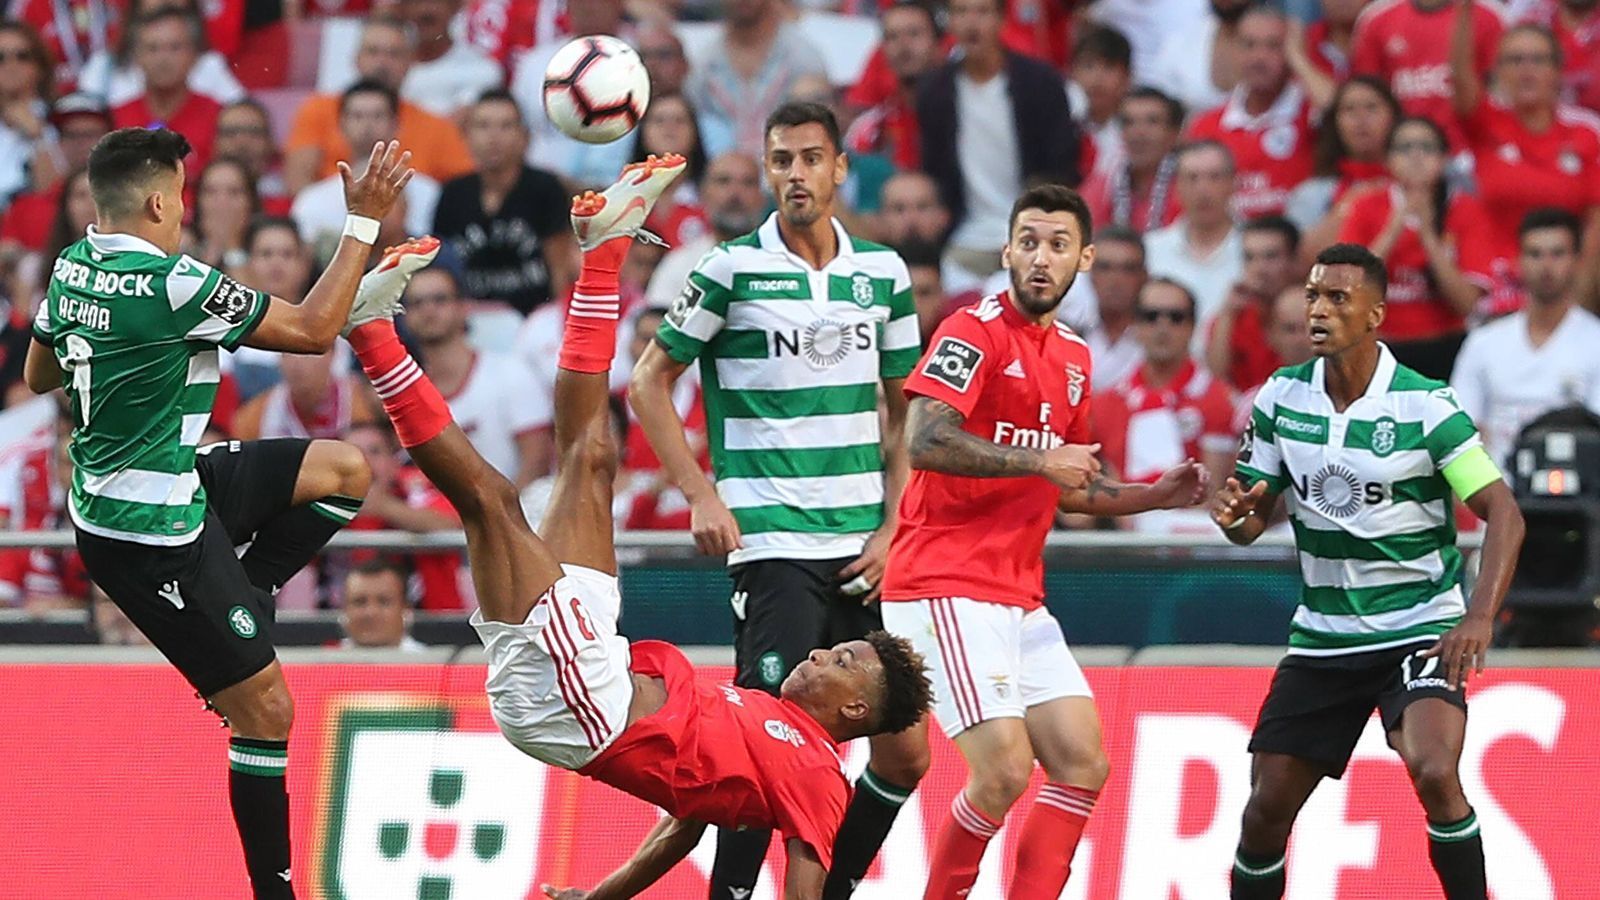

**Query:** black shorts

left=729, top=556, right=883, bottom=694
left=76, top=439, right=310, bottom=697
left=1248, top=640, right=1468, bottom=778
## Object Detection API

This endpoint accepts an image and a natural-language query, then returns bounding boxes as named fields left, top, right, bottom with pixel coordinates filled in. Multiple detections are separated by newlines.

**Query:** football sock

left=708, top=827, right=772, bottom=899
left=822, top=769, right=916, bottom=899
left=348, top=319, right=452, bottom=448
left=229, top=737, right=295, bottom=899
left=1231, top=847, right=1286, bottom=900
left=923, top=790, right=1001, bottom=900
left=1008, top=783, right=1098, bottom=899
left=1428, top=810, right=1487, bottom=900
left=558, top=235, right=629, bottom=374
left=240, top=496, right=363, bottom=605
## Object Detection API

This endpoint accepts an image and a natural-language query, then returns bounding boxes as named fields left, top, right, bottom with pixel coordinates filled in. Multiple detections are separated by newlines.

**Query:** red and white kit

left=880, top=293, right=1095, bottom=737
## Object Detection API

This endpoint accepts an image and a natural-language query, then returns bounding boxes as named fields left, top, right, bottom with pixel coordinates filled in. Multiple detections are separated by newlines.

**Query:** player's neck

left=96, top=217, right=176, bottom=255
left=776, top=214, right=839, bottom=269
left=1324, top=340, right=1380, bottom=412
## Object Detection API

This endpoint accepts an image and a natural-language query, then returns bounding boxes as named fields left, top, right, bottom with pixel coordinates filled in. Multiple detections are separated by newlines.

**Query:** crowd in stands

left=3, top=0, right=1600, bottom=620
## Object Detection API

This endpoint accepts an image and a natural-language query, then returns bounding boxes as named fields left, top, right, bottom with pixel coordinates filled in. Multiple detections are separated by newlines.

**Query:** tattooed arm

left=1058, top=460, right=1210, bottom=516
left=906, top=396, right=1100, bottom=490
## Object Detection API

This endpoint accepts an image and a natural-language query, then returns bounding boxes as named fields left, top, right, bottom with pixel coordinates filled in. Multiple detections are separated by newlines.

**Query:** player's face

left=765, top=123, right=845, bottom=228
left=1003, top=208, right=1094, bottom=317
left=1519, top=227, right=1578, bottom=304
left=1304, top=263, right=1383, bottom=357
left=148, top=161, right=186, bottom=254
left=781, top=640, right=880, bottom=730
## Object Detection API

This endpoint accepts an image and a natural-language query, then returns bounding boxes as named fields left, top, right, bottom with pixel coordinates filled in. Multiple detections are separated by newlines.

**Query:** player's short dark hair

left=1093, top=223, right=1145, bottom=259
left=341, top=78, right=400, bottom=117
left=863, top=630, right=931, bottom=735
left=1519, top=207, right=1582, bottom=249
left=1140, top=276, right=1197, bottom=319
left=1073, top=24, right=1132, bottom=70
left=1244, top=214, right=1301, bottom=256
left=1008, top=183, right=1093, bottom=243
left=87, top=126, right=192, bottom=219
left=885, top=0, right=942, bottom=37
left=1123, top=86, right=1185, bottom=131
left=764, top=101, right=841, bottom=154
left=1315, top=243, right=1388, bottom=298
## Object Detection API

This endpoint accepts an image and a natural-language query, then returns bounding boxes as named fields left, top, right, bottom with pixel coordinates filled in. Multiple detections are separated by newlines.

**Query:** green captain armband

left=1442, top=446, right=1502, bottom=501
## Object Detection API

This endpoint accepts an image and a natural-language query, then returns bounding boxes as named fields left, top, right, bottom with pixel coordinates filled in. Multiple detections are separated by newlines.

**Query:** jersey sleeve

left=1199, top=382, right=1239, bottom=456
left=880, top=258, right=921, bottom=380
left=164, top=255, right=270, bottom=349
left=769, top=768, right=849, bottom=872
left=903, top=310, right=994, bottom=418
left=1234, top=379, right=1288, bottom=494
left=654, top=247, right=735, bottom=364
left=31, top=294, right=53, bottom=346
left=1421, top=383, right=1484, bottom=470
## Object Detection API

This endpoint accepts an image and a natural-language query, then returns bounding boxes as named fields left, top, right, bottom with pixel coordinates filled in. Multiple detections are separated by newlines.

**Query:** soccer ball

left=542, top=35, right=651, bottom=145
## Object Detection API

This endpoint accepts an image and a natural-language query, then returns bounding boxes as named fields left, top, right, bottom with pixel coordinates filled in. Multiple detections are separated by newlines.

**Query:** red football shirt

left=881, top=293, right=1094, bottom=610
left=1091, top=359, right=1235, bottom=485
left=1187, top=85, right=1318, bottom=220
left=111, top=93, right=223, bottom=175
left=578, top=640, right=849, bottom=867
left=1350, top=0, right=1504, bottom=150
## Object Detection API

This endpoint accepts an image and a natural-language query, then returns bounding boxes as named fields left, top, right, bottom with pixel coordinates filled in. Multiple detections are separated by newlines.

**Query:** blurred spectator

left=876, top=170, right=949, bottom=248
left=637, top=21, right=691, bottom=99
left=232, top=216, right=312, bottom=399
left=1288, top=75, right=1400, bottom=255
left=1451, top=10, right=1600, bottom=315
left=1511, top=0, right=1600, bottom=113
left=344, top=422, right=468, bottom=611
left=631, top=94, right=711, bottom=248
left=896, top=239, right=961, bottom=346
left=1352, top=0, right=1505, bottom=151
left=843, top=0, right=942, bottom=171
left=1187, top=7, right=1316, bottom=221
left=397, top=0, right=502, bottom=118
left=1092, top=277, right=1236, bottom=529
left=460, top=0, right=545, bottom=71
left=684, top=0, right=828, bottom=158
left=1232, top=282, right=1314, bottom=432
left=91, top=586, right=150, bottom=645
left=1070, top=24, right=1133, bottom=179
left=1452, top=208, right=1600, bottom=466
left=1284, top=0, right=1367, bottom=109
left=338, top=558, right=428, bottom=650
left=1207, top=215, right=1302, bottom=391
left=291, top=80, right=441, bottom=253
left=645, top=151, right=765, bottom=311
left=522, top=393, right=679, bottom=528
left=0, top=20, right=58, bottom=207
left=284, top=16, right=473, bottom=194
left=921, top=0, right=1080, bottom=279
left=1339, top=116, right=1492, bottom=379
left=405, top=266, right=552, bottom=486
left=12, top=0, right=117, bottom=91
left=509, top=0, right=637, bottom=186
left=1145, top=140, right=1243, bottom=338
left=1081, top=86, right=1185, bottom=235
left=620, top=305, right=705, bottom=480
left=232, top=344, right=379, bottom=440
left=433, top=89, right=573, bottom=315
left=0, top=409, right=66, bottom=607
left=183, top=157, right=258, bottom=274
left=1148, top=0, right=1251, bottom=114
left=77, top=0, right=243, bottom=107
left=0, top=94, right=108, bottom=296
left=1088, top=0, right=1212, bottom=82
left=1084, top=225, right=1146, bottom=390
left=215, top=100, right=289, bottom=216
left=11, top=429, right=88, bottom=611
left=109, top=9, right=221, bottom=174
left=8, top=166, right=95, bottom=308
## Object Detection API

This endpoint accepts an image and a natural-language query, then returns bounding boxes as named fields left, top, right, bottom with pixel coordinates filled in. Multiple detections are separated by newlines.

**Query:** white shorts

left=470, top=564, right=634, bottom=770
left=881, top=598, right=1092, bottom=738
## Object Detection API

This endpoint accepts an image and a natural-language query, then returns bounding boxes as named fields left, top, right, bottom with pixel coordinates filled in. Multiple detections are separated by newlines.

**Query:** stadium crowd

left=1, top=0, right=1599, bottom=617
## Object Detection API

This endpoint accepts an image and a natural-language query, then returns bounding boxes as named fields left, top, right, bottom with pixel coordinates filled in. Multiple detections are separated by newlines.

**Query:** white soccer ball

left=542, top=35, right=651, bottom=145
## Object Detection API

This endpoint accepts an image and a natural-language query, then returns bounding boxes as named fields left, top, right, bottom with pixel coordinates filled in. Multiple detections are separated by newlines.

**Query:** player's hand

left=541, top=885, right=590, bottom=900
left=340, top=140, right=415, bottom=221
left=1152, top=459, right=1210, bottom=509
left=838, top=527, right=892, bottom=604
left=1040, top=443, right=1101, bottom=491
left=1211, top=477, right=1267, bottom=530
left=1421, top=614, right=1493, bottom=690
left=689, top=491, right=742, bottom=557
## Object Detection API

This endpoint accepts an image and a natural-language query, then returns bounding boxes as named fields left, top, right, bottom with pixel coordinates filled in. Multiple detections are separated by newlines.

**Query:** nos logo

left=1293, top=464, right=1385, bottom=519
left=774, top=319, right=875, bottom=369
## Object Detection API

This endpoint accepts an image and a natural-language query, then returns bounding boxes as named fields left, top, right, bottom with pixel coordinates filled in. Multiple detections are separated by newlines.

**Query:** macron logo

left=1275, top=415, right=1324, bottom=437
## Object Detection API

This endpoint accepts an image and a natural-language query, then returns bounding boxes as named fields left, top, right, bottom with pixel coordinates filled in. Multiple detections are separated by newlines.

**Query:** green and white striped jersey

left=1236, top=346, right=1485, bottom=655
left=33, top=227, right=269, bottom=546
left=655, top=214, right=920, bottom=564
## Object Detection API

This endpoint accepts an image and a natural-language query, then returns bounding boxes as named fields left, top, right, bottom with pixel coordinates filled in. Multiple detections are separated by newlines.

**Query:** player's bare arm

left=782, top=838, right=827, bottom=900
left=1211, top=477, right=1277, bottom=546
left=1422, top=478, right=1525, bottom=689
left=247, top=140, right=415, bottom=353
left=1058, top=459, right=1210, bottom=517
left=906, top=395, right=1100, bottom=489
left=22, top=339, right=62, bottom=393
left=542, top=816, right=708, bottom=900
left=838, top=377, right=911, bottom=603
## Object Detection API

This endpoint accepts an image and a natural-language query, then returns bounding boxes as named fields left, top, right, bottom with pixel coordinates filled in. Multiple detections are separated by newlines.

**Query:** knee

left=1068, top=748, right=1111, bottom=792
left=232, top=684, right=294, bottom=741
left=968, top=747, right=1035, bottom=813
left=318, top=440, right=371, bottom=499
left=1239, top=789, right=1298, bottom=849
left=560, top=418, right=619, bottom=483
left=1406, top=755, right=1463, bottom=808
left=469, top=474, right=525, bottom=523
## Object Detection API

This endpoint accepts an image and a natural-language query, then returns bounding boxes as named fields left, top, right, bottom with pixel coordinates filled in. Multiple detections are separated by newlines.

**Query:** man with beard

left=879, top=184, right=1209, bottom=900
left=630, top=102, right=925, bottom=900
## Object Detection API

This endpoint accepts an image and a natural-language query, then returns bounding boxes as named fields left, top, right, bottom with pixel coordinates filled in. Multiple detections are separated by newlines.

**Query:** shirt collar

left=1311, top=342, right=1396, bottom=402
left=755, top=212, right=853, bottom=270
left=1219, top=82, right=1305, bottom=132
left=84, top=224, right=168, bottom=258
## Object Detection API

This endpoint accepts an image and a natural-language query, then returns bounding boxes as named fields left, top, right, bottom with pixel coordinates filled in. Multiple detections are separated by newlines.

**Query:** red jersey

left=881, top=293, right=1093, bottom=610
left=347, top=467, right=468, bottom=611
left=1080, top=161, right=1182, bottom=234
left=1304, top=19, right=1352, bottom=83
left=0, top=183, right=58, bottom=252
left=1187, top=85, right=1318, bottom=220
left=844, top=98, right=922, bottom=171
left=1350, top=0, right=1505, bottom=150
left=578, top=640, right=849, bottom=867
left=1208, top=300, right=1280, bottom=391
left=111, top=93, right=222, bottom=174
left=1091, top=359, right=1235, bottom=485
left=1515, top=0, right=1600, bottom=113
left=1338, top=186, right=1494, bottom=339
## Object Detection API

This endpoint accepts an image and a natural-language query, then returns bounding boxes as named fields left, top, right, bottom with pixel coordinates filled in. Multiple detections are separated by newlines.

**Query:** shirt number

left=61, top=335, right=94, bottom=427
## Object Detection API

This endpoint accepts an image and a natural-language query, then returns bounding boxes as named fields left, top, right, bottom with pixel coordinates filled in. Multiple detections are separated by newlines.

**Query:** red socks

left=347, top=319, right=452, bottom=448
left=558, top=235, right=630, bottom=374
left=924, top=790, right=1002, bottom=900
left=1008, top=783, right=1098, bottom=900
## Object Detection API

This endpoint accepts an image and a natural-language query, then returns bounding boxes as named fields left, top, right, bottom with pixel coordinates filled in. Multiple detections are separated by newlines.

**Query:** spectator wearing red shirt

left=1231, top=283, right=1314, bottom=435
left=1352, top=0, right=1506, bottom=150
left=1340, top=116, right=1495, bottom=380
left=337, top=559, right=429, bottom=650
left=844, top=0, right=943, bottom=172
left=1285, top=0, right=1369, bottom=109
left=1187, top=7, right=1318, bottom=221
left=1070, top=25, right=1133, bottom=180
left=1452, top=7, right=1600, bottom=314
left=1082, top=224, right=1146, bottom=391
left=214, top=100, right=290, bottom=217
left=110, top=9, right=221, bottom=175
left=0, top=94, right=110, bottom=258
left=1207, top=215, right=1303, bottom=393
left=1289, top=75, right=1401, bottom=264
left=1512, top=0, right=1600, bottom=113
left=1080, top=87, right=1184, bottom=234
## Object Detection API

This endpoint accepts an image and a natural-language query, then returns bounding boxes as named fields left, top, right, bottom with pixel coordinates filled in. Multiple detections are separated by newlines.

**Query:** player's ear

left=833, top=150, right=848, bottom=187
left=1078, top=243, right=1096, bottom=273
left=840, top=693, right=871, bottom=725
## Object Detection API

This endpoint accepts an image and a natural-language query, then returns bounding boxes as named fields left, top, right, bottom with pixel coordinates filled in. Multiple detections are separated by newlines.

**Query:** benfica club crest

left=1065, top=363, right=1086, bottom=406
